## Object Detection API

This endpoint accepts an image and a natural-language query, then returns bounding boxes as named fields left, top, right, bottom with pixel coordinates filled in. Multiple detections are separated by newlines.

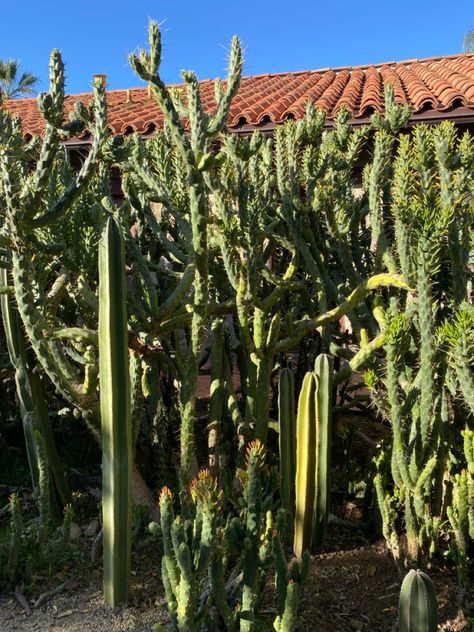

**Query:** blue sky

left=0, top=1, right=473, bottom=95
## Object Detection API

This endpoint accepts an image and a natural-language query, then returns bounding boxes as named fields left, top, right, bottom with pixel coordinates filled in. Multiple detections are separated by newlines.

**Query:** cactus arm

left=99, top=216, right=132, bottom=607
left=19, top=49, right=63, bottom=219
left=206, top=36, right=242, bottom=135
left=7, top=493, right=23, bottom=582
left=29, top=81, right=108, bottom=228
left=276, top=273, right=410, bottom=353
left=208, top=319, right=224, bottom=477
left=333, top=332, right=386, bottom=386
left=11, top=249, right=101, bottom=437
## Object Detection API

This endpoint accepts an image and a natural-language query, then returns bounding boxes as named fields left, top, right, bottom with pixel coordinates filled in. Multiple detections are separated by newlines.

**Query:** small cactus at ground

left=398, top=569, right=438, bottom=632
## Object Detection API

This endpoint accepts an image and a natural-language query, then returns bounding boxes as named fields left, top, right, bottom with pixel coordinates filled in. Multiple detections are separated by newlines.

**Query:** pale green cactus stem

left=313, top=354, right=333, bottom=549
left=278, top=368, right=296, bottom=521
left=293, top=372, right=318, bottom=558
left=398, top=569, right=438, bottom=632
left=99, top=216, right=132, bottom=607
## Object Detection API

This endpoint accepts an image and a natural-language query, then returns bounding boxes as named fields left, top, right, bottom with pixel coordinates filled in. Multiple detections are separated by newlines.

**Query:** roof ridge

left=5, top=52, right=474, bottom=104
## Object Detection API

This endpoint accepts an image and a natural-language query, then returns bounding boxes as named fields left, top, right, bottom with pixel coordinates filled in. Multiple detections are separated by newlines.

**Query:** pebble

left=85, top=519, right=99, bottom=537
left=69, top=522, right=82, bottom=541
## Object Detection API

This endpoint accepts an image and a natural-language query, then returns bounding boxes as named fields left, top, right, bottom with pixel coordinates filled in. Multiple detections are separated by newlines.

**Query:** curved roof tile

left=4, top=52, right=474, bottom=137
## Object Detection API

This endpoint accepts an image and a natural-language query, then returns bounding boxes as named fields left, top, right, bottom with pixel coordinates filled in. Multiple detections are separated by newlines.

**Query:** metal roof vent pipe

left=93, top=74, right=108, bottom=89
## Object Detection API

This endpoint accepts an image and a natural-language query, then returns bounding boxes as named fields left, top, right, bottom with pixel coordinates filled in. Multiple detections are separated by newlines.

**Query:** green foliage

left=0, top=58, right=38, bottom=101
left=0, top=479, right=74, bottom=590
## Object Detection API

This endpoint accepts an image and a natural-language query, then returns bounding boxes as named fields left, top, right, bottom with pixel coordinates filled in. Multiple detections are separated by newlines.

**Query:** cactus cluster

left=293, top=354, right=333, bottom=557
left=0, top=443, right=74, bottom=590
left=1, top=16, right=474, bottom=622
left=150, top=441, right=308, bottom=632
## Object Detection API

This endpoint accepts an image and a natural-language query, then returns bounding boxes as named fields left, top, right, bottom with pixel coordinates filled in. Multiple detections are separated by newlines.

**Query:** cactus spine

left=398, top=569, right=438, bottom=632
left=99, top=216, right=132, bottom=607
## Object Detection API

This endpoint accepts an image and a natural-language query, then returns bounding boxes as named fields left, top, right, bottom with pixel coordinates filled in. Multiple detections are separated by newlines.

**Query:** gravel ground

left=0, top=538, right=468, bottom=632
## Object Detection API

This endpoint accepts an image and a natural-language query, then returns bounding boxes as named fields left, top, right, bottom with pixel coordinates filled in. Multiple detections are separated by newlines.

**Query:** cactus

left=398, top=569, right=437, bottom=632
left=293, top=372, right=318, bottom=558
left=278, top=368, right=296, bottom=520
left=151, top=443, right=307, bottom=632
left=7, top=493, right=23, bottom=582
left=293, top=356, right=333, bottom=557
left=99, top=216, right=132, bottom=607
left=313, top=354, right=333, bottom=549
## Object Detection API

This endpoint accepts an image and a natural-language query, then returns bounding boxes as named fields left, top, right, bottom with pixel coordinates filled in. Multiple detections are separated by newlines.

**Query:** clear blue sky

left=0, top=1, right=473, bottom=95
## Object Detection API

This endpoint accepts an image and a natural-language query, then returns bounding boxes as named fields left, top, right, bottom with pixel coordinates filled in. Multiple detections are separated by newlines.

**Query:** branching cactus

left=366, top=121, right=473, bottom=567
left=150, top=442, right=307, bottom=631
left=129, top=20, right=243, bottom=489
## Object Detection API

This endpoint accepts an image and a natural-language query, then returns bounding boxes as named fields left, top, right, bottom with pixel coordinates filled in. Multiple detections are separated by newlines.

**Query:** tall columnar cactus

left=278, top=368, right=296, bottom=520
left=293, top=357, right=333, bottom=557
left=313, top=354, right=333, bottom=549
left=99, top=216, right=132, bottom=607
left=293, top=371, right=318, bottom=558
left=398, top=569, right=438, bottom=632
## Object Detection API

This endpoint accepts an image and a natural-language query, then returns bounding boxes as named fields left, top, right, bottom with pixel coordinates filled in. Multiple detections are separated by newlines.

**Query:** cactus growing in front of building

left=99, top=216, right=132, bottom=608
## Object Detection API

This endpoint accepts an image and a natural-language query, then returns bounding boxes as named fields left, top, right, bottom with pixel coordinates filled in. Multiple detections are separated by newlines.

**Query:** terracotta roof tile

left=4, top=52, right=474, bottom=137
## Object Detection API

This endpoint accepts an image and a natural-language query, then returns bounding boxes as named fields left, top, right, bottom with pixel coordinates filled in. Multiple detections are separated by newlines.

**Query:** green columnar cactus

left=313, top=354, right=333, bottom=549
left=35, top=430, right=51, bottom=546
left=99, top=216, right=132, bottom=607
left=293, top=372, right=318, bottom=558
left=278, top=368, right=296, bottom=520
left=398, top=569, right=437, bottom=632
left=7, top=493, right=23, bottom=582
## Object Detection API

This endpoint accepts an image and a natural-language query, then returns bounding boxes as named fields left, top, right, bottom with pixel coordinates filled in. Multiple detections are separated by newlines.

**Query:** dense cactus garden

left=1, top=21, right=474, bottom=631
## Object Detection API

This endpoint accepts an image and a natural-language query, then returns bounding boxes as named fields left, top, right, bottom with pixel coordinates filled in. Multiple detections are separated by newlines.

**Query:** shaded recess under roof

left=4, top=52, right=474, bottom=140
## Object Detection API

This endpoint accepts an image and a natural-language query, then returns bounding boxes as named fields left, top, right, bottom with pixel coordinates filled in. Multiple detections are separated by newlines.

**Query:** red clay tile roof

left=4, top=52, right=474, bottom=138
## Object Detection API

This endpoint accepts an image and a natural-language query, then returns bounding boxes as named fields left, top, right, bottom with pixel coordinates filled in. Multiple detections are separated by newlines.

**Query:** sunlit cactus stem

left=99, top=216, right=132, bottom=608
left=293, top=372, right=318, bottom=558
left=313, top=354, right=333, bottom=549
